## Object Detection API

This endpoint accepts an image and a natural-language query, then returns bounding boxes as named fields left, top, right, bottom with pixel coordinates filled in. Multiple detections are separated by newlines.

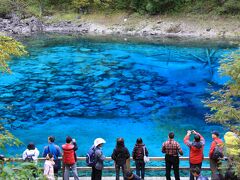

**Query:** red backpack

left=62, top=144, right=75, bottom=165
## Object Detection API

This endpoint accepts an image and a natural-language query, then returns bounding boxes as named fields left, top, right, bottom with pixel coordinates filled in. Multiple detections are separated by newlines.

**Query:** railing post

left=62, top=162, right=65, bottom=180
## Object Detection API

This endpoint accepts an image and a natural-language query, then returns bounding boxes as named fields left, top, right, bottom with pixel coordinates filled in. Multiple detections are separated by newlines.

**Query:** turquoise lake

left=0, top=35, right=238, bottom=171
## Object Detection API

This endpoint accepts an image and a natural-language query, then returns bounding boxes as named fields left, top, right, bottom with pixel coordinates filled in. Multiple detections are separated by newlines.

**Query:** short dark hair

left=27, top=143, right=35, bottom=150
left=66, top=136, right=72, bottom=143
left=169, top=132, right=174, bottom=139
left=212, top=131, right=220, bottom=137
left=136, top=138, right=143, bottom=144
left=194, top=135, right=200, bottom=142
left=117, top=138, right=124, bottom=148
left=191, top=167, right=201, bottom=175
left=48, top=136, right=55, bottom=143
left=47, top=153, right=53, bottom=159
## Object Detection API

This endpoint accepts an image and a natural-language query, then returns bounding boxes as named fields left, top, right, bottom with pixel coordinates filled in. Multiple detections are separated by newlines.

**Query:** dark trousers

left=115, top=164, right=127, bottom=180
left=165, top=154, right=180, bottom=180
left=210, top=159, right=223, bottom=180
left=135, top=160, right=145, bottom=179
left=53, top=159, right=61, bottom=176
left=91, top=166, right=102, bottom=180
left=190, top=163, right=202, bottom=180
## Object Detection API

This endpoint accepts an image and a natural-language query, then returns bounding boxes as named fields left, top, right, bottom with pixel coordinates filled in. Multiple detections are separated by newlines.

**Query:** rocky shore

left=0, top=13, right=240, bottom=39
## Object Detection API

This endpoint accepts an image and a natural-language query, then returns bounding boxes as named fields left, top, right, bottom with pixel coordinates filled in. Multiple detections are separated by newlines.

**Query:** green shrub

left=0, top=162, right=45, bottom=179
left=219, top=0, right=240, bottom=15
left=0, top=0, right=11, bottom=17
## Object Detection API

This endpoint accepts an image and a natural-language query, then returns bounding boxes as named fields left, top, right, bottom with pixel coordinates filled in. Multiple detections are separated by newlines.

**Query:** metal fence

left=5, top=156, right=211, bottom=171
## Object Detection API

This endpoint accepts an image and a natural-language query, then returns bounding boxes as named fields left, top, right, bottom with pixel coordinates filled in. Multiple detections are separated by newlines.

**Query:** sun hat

left=94, top=138, right=106, bottom=147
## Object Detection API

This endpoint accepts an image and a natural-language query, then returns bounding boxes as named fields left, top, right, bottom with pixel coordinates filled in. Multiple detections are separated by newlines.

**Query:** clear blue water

left=0, top=35, right=237, bottom=168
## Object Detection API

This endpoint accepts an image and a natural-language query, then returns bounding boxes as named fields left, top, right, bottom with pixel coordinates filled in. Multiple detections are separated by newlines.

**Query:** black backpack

left=116, top=151, right=126, bottom=165
left=24, top=153, right=35, bottom=162
left=211, top=141, right=224, bottom=160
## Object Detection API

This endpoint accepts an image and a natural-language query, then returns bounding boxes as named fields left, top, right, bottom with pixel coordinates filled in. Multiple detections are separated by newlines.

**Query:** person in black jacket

left=132, top=138, right=149, bottom=180
left=111, top=138, right=130, bottom=180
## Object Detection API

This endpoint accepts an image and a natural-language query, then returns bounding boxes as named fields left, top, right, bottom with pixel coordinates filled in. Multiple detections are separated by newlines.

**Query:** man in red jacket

left=62, top=136, right=79, bottom=180
left=209, top=131, right=223, bottom=179
left=184, top=130, right=205, bottom=180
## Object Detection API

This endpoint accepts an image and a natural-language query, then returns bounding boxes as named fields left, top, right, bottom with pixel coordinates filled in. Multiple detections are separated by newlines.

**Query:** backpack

left=212, top=141, right=224, bottom=160
left=86, top=146, right=96, bottom=167
left=116, top=150, right=126, bottom=165
left=24, top=153, right=34, bottom=162
left=136, top=146, right=143, bottom=159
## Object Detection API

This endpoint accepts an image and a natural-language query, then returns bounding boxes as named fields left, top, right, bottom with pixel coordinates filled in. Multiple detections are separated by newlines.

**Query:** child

left=44, top=153, right=55, bottom=180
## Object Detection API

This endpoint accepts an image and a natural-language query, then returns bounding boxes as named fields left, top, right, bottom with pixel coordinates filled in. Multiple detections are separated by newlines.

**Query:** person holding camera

left=62, top=136, right=79, bottom=180
left=184, top=130, right=205, bottom=180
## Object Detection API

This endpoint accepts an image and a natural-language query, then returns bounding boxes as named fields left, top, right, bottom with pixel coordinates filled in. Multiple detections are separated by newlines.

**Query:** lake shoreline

left=0, top=13, right=240, bottom=41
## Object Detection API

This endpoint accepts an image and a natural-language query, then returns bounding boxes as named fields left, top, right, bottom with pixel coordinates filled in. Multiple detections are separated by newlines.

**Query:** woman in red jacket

left=184, top=130, right=205, bottom=180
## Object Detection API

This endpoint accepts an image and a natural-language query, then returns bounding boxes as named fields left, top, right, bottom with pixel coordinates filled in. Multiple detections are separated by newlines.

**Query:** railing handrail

left=4, top=156, right=211, bottom=162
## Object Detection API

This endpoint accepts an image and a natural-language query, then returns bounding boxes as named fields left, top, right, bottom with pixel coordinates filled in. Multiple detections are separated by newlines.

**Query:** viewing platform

left=6, top=156, right=212, bottom=179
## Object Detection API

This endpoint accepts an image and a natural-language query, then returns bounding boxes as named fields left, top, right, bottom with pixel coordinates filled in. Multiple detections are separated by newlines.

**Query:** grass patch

left=44, top=12, right=80, bottom=24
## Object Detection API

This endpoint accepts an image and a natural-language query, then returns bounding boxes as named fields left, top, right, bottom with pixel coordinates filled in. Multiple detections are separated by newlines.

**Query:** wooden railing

left=4, top=156, right=211, bottom=171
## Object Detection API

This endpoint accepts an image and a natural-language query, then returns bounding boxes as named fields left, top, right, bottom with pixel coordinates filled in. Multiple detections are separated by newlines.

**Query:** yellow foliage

left=0, top=36, right=27, bottom=73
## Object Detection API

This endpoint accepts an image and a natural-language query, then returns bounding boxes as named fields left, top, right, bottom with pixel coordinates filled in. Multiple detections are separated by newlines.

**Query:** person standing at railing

left=91, top=138, right=106, bottom=180
left=22, top=142, right=40, bottom=163
left=162, top=132, right=183, bottom=180
left=132, top=138, right=149, bottom=180
left=111, top=138, right=130, bottom=180
left=22, top=142, right=40, bottom=178
left=209, top=131, right=224, bottom=180
left=62, top=136, right=79, bottom=180
left=42, top=136, right=61, bottom=177
left=184, top=130, right=205, bottom=180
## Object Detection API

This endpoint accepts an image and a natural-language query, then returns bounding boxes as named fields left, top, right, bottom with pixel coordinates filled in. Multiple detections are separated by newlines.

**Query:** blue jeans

left=135, top=160, right=145, bottom=179
left=64, top=163, right=79, bottom=180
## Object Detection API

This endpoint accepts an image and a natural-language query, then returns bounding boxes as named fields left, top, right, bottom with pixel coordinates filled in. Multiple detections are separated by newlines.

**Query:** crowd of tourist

left=21, top=130, right=239, bottom=180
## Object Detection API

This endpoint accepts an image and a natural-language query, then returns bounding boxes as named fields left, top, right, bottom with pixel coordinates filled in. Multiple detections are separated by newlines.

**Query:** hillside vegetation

left=0, top=0, right=240, bottom=18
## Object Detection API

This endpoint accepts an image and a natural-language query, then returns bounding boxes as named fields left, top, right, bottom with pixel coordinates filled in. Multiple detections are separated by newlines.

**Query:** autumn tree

left=205, top=50, right=240, bottom=175
left=0, top=35, right=27, bottom=149
left=0, top=35, right=27, bottom=73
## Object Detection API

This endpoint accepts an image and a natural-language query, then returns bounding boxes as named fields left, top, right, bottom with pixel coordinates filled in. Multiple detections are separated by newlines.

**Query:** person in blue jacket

left=42, top=136, right=61, bottom=177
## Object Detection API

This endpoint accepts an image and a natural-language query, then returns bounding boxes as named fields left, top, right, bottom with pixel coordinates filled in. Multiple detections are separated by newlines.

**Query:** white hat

left=94, top=138, right=106, bottom=147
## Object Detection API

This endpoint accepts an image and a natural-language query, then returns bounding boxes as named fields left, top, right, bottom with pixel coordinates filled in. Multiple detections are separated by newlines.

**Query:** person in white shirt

left=22, top=142, right=40, bottom=163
